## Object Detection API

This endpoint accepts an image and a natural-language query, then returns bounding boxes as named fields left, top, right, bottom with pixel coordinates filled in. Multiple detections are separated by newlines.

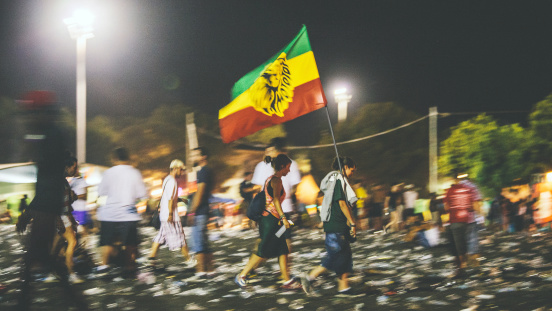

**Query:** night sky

left=1, top=1, right=552, bottom=137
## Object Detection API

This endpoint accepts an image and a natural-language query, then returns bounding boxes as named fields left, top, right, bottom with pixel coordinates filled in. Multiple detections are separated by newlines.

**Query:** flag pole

left=324, top=106, right=344, bottom=174
left=324, top=105, right=354, bottom=233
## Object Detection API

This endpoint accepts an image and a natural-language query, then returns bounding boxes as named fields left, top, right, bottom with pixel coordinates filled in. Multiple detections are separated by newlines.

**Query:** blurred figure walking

left=301, top=156, right=359, bottom=297
left=15, top=91, right=88, bottom=310
left=96, top=147, right=148, bottom=277
left=147, top=160, right=195, bottom=268
left=235, top=154, right=301, bottom=290
left=189, top=147, right=216, bottom=279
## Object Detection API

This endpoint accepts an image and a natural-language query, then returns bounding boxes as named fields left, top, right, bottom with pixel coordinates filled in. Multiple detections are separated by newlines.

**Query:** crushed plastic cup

left=83, top=287, right=106, bottom=295
left=289, top=299, right=305, bottom=310
left=376, top=295, right=389, bottom=305
left=476, top=294, right=495, bottom=300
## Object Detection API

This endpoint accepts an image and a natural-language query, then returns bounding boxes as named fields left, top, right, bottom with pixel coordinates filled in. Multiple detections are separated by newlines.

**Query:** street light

left=64, top=9, right=94, bottom=164
left=334, top=88, right=351, bottom=122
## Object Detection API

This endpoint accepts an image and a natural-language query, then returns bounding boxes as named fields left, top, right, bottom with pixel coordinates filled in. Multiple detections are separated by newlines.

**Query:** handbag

left=151, top=178, right=169, bottom=230
left=246, top=188, right=266, bottom=222
left=151, top=208, right=161, bottom=230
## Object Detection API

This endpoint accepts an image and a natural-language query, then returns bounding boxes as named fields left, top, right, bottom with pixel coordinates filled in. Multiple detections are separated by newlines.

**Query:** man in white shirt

left=97, top=147, right=148, bottom=276
left=252, top=138, right=301, bottom=252
left=147, top=159, right=195, bottom=267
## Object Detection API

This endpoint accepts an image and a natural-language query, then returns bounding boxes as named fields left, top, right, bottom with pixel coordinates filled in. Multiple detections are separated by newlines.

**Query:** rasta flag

left=219, top=25, right=327, bottom=143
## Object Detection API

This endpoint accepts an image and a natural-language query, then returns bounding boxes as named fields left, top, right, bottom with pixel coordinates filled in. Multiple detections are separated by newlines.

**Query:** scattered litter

left=83, top=287, right=105, bottom=295
left=376, top=295, right=388, bottom=305
left=184, top=303, right=206, bottom=310
left=476, top=294, right=495, bottom=299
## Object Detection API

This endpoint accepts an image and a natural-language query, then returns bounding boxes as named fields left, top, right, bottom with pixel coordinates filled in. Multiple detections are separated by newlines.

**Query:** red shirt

left=444, top=183, right=477, bottom=223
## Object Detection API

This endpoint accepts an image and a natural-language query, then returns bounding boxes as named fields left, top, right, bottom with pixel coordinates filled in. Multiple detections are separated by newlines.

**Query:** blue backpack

left=246, top=189, right=266, bottom=221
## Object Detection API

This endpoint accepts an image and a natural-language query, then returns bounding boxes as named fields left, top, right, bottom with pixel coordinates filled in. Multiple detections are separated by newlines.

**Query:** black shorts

left=99, top=221, right=139, bottom=247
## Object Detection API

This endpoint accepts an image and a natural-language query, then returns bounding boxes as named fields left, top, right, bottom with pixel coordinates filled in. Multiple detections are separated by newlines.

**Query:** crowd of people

left=6, top=92, right=550, bottom=309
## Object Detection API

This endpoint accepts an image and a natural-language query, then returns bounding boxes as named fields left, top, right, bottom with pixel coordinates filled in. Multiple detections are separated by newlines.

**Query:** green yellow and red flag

left=219, top=25, right=327, bottom=143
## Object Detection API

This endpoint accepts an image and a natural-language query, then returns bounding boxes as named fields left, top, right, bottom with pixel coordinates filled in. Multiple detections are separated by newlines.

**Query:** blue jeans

left=191, top=214, right=210, bottom=253
left=321, top=233, right=353, bottom=276
left=416, top=231, right=431, bottom=248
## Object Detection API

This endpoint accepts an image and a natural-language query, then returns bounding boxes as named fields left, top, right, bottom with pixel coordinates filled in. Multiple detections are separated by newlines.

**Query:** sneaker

left=42, top=273, right=58, bottom=283
left=93, top=265, right=111, bottom=273
left=335, top=289, right=365, bottom=298
left=186, top=273, right=206, bottom=282
left=451, top=269, right=467, bottom=280
left=300, top=273, right=314, bottom=295
left=281, top=277, right=302, bottom=290
left=69, top=273, right=84, bottom=284
left=234, top=274, right=247, bottom=289
left=184, top=257, right=197, bottom=269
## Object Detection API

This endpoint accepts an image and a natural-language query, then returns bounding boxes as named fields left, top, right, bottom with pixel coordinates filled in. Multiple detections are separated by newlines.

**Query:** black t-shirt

left=195, top=165, right=214, bottom=216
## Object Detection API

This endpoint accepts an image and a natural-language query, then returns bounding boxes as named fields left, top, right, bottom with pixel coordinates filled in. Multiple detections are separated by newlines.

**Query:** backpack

left=246, top=188, right=266, bottom=221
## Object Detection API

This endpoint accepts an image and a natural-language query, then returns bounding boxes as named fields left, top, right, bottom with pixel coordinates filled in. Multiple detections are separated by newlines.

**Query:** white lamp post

left=334, top=88, right=352, bottom=123
left=64, top=9, right=94, bottom=164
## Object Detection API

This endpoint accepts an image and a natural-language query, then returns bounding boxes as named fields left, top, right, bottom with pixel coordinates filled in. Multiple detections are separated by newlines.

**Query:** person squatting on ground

left=444, top=172, right=480, bottom=277
left=96, top=147, right=148, bottom=277
left=235, top=154, right=302, bottom=290
left=147, top=159, right=195, bottom=268
left=301, top=156, right=360, bottom=297
left=189, top=147, right=216, bottom=278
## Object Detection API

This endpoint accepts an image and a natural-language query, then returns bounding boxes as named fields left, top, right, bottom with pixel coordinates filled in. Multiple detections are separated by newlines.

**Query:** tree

left=527, top=94, right=552, bottom=173
left=439, top=114, right=527, bottom=195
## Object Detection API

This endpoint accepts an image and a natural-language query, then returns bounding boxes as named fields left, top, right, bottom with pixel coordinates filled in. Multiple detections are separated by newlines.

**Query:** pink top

left=263, top=175, right=286, bottom=218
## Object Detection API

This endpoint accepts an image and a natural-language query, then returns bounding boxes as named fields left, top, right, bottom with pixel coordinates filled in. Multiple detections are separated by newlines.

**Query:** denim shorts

left=321, top=232, right=353, bottom=276
left=191, top=214, right=210, bottom=253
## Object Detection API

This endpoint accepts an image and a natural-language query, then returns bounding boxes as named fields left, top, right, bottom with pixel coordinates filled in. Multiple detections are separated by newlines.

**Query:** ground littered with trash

left=0, top=224, right=551, bottom=310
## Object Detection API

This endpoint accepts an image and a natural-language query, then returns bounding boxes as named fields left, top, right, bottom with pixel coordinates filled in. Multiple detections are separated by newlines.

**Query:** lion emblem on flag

left=250, top=53, right=294, bottom=117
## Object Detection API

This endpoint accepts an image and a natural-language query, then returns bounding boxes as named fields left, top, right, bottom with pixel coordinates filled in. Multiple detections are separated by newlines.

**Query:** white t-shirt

left=97, top=165, right=147, bottom=222
left=251, top=159, right=301, bottom=213
left=159, top=175, right=179, bottom=222
left=403, top=190, right=418, bottom=209
left=69, top=176, right=88, bottom=211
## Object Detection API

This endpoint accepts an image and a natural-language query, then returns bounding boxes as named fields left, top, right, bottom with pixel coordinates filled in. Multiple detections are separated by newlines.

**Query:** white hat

left=170, top=159, right=185, bottom=169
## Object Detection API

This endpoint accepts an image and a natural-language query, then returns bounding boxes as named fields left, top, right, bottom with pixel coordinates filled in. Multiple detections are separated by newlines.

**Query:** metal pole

left=429, top=107, right=438, bottom=193
left=76, top=37, right=87, bottom=164
left=324, top=106, right=343, bottom=174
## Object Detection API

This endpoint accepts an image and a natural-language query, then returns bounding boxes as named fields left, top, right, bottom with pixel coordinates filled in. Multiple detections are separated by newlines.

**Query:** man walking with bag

left=147, top=160, right=195, bottom=267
